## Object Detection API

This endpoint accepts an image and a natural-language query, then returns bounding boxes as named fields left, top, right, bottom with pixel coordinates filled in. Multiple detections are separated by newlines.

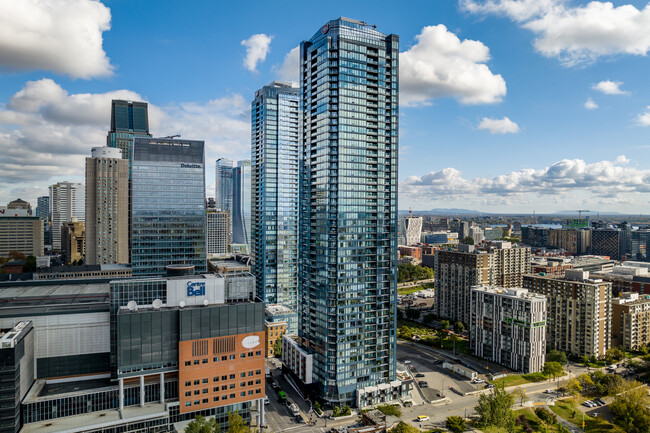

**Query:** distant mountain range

left=398, top=209, right=637, bottom=216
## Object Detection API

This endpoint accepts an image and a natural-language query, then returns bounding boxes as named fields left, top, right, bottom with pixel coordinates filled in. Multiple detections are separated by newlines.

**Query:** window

left=222, top=356, right=228, bottom=361
left=202, top=358, right=208, bottom=364
left=255, top=351, right=261, bottom=356
left=213, top=387, right=218, bottom=392
left=184, top=361, right=191, bottom=366
left=255, top=370, right=261, bottom=375
left=185, top=402, right=191, bottom=407
left=203, top=389, right=208, bottom=394
left=213, top=357, right=219, bottom=362
left=240, top=373, right=246, bottom=378
left=203, top=398, right=208, bottom=404
left=240, top=392, right=246, bottom=397
left=230, top=394, right=235, bottom=399
left=213, top=377, right=219, bottom=382
left=248, top=352, right=253, bottom=357
left=256, top=389, right=261, bottom=394
left=185, top=391, right=191, bottom=397
left=213, top=396, right=220, bottom=402
left=248, top=381, right=253, bottom=386
left=221, top=385, right=227, bottom=391
left=248, top=390, right=254, bottom=395
left=248, top=371, right=254, bottom=376
left=230, top=355, right=235, bottom=360
left=222, top=395, right=227, bottom=400
left=241, top=382, right=246, bottom=387
left=193, top=380, right=200, bottom=385
left=230, top=384, right=236, bottom=389
left=222, top=375, right=227, bottom=381
left=202, top=378, right=208, bottom=384
left=255, top=379, right=261, bottom=385
left=185, top=381, right=191, bottom=386
left=240, top=353, right=246, bottom=359
left=194, top=400, right=200, bottom=405
left=193, top=360, right=200, bottom=365
left=194, top=390, right=200, bottom=396
left=229, top=374, right=235, bottom=380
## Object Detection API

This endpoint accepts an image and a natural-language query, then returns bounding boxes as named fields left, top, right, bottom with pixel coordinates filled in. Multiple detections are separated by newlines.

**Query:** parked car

left=472, top=378, right=485, bottom=384
left=485, top=384, right=495, bottom=389
left=418, top=381, right=429, bottom=388
left=271, top=381, right=280, bottom=390
left=544, top=389, right=554, bottom=394
left=594, top=398, right=606, bottom=405
left=417, top=415, right=430, bottom=422
left=582, top=401, right=593, bottom=407
left=415, top=373, right=425, bottom=378
left=295, top=415, right=305, bottom=423
left=404, top=360, right=412, bottom=365
left=264, top=396, right=269, bottom=404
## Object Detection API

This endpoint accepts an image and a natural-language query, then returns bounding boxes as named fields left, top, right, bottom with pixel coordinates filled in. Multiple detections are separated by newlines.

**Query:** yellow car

left=417, top=415, right=429, bottom=422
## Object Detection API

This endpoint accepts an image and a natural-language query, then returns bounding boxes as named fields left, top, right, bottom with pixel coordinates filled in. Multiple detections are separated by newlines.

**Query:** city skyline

left=1, top=1, right=650, bottom=213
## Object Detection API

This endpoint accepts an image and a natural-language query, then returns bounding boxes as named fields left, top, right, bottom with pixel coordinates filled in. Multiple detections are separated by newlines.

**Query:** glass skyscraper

left=231, top=160, right=251, bottom=249
left=251, top=82, right=300, bottom=334
left=215, top=158, right=234, bottom=212
left=131, top=137, right=206, bottom=276
left=298, top=18, right=399, bottom=403
left=107, top=100, right=152, bottom=171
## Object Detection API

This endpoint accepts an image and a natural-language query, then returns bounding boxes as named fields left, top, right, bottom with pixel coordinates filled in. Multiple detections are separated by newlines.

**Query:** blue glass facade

left=215, top=158, right=234, bottom=212
left=107, top=100, right=151, bottom=174
left=251, top=82, right=300, bottom=334
left=131, top=138, right=207, bottom=276
left=231, top=160, right=251, bottom=248
left=299, top=18, right=399, bottom=404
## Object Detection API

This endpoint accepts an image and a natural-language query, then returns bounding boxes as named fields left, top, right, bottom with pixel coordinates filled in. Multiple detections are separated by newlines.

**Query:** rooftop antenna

left=409, top=207, right=413, bottom=218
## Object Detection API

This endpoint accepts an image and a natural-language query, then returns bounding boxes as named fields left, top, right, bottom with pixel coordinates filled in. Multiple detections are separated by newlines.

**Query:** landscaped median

left=550, top=398, right=625, bottom=433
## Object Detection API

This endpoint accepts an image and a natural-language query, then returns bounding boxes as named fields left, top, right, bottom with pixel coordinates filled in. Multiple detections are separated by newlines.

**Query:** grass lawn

left=550, top=399, right=625, bottom=433
left=398, top=285, right=424, bottom=295
left=490, top=372, right=566, bottom=387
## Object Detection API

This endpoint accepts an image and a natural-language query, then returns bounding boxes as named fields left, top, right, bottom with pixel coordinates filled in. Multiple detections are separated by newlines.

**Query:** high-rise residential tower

left=85, top=147, right=129, bottom=265
left=297, top=18, right=399, bottom=404
left=106, top=99, right=151, bottom=168
left=131, top=137, right=206, bottom=276
left=49, top=181, right=85, bottom=251
left=215, top=158, right=234, bottom=212
left=251, top=82, right=300, bottom=334
left=36, top=196, right=49, bottom=222
left=403, top=213, right=423, bottom=246
left=232, top=160, right=251, bottom=248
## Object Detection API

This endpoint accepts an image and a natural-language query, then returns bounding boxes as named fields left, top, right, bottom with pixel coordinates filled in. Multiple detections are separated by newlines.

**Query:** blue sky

left=0, top=0, right=649, bottom=214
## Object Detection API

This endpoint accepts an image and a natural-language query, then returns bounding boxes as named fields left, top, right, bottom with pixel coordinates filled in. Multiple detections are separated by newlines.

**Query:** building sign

left=186, top=281, right=206, bottom=297
left=181, top=163, right=201, bottom=168
left=242, top=335, right=260, bottom=349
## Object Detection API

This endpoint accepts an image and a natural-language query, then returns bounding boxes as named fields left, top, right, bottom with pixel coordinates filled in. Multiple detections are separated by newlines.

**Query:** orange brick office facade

left=179, top=332, right=265, bottom=413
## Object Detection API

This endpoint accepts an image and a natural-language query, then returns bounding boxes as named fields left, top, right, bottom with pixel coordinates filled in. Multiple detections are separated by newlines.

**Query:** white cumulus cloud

left=477, top=116, right=520, bottom=133
left=0, top=0, right=113, bottom=79
left=462, top=0, right=650, bottom=66
left=584, top=98, right=598, bottom=110
left=637, top=106, right=650, bottom=126
left=274, top=46, right=300, bottom=82
left=401, top=155, right=650, bottom=206
left=241, top=33, right=273, bottom=72
left=0, top=79, right=250, bottom=205
left=592, top=80, right=629, bottom=95
left=400, top=24, right=506, bottom=105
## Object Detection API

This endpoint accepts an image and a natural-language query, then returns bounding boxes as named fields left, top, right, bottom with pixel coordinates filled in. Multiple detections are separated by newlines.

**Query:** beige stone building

left=612, top=292, right=650, bottom=351
left=85, top=147, right=129, bottom=265
left=61, top=219, right=85, bottom=264
left=523, top=270, right=612, bottom=358
left=0, top=216, right=44, bottom=257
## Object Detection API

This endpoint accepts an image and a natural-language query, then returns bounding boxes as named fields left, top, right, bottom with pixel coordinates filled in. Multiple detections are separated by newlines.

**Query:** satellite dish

left=127, top=301, right=137, bottom=311
left=153, top=299, right=162, bottom=309
left=203, top=299, right=209, bottom=306
left=179, top=301, right=185, bottom=308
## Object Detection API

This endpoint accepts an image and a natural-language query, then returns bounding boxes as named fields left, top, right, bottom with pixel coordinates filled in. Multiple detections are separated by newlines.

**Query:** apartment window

left=185, top=381, right=191, bottom=386
left=230, top=394, right=235, bottom=399
left=248, top=381, right=253, bottom=386
left=255, top=351, right=261, bottom=356
left=213, top=377, right=219, bottom=382
left=229, top=374, right=235, bottom=380
left=185, top=391, right=191, bottom=397
left=222, top=356, right=228, bottom=361
left=193, top=380, right=200, bottom=385
left=240, top=392, right=246, bottom=397
left=203, top=358, right=208, bottom=364
left=255, top=379, right=261, bottom=385
left=193, top=360, right=200, bottom=365
left=221, top=385, right=227, bottom=391
left=240, top=373, right=246, bottom=378
left=229, top=384, right=236, bottom=389
left=185, top=402, right=191, bottom=407
left=194, top=400, right=200, bottom=405
left=230, top=355, right=235, bottom=360
left=213, top=387, right=218, bottom=392
left=203, top=389, right=208, bottom=394
left=240, top=353, right=246, bottom=359
left=222, top=375, right=227, bottom=381
left=241, top=382, right=246, bottom=387
left=248, top=371, right=254, bottom=377
left=256, top=388, right=261, bottom=394
left=222, top=395, right=227, bottom=400
left=203, top=398, right=208, bottom=404
left=248, top=390, right=254, bottom=395
left=213, top=396, right=220, bottom=402
left=213, top=357, right=219, bottom=362
left=256, top=370, right=261, bottom=375
left=202, top=378, right=208, bottom=384
left=194, top=390, right=200, bottom=396
left=184, top=361, right=191, bottom=366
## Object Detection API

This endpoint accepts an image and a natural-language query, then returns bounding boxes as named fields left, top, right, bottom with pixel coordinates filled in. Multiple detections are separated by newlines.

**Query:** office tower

left=470, top=226, right=484, bottom=245
left=459, top=221, right=471, bottom=240
left=251, top=81, right=300, bottom=333
left=521, top=226, right=549, bottom=247
left=403, top=213, right=423, bottom=246
left=612, top=292, right=650, bottom=351
left=61, top=219, right=85, bottom=264
left=36, top=196, right=49, bottom=222
left=434, top=242, right=531, bottom=324
left=106, top=99, right=151, bottom=167
left=547, top=228, right=591, bottom=255
left=131, top=137, right=206, bottom=276
left=592, top=228, right=626, bottom=260
left=49, top=181, right=84, bottom=251
left=7, top=198, right=31, bottom=215
left=470, top=286, right=547, bottom=373
left=85, top=147, right=129, bottom=265
left=215, top=158, right=234, bottom=212
left=523, top=270, right=612, bottom=358
left=483, top=227, right=502, bottom=241
left=0, top=215, right=44, bottom=257
left=207, top=210, right=230, bottom=257
left=632, top=230, right=650, bottom=262
left=232, top=160, right=251, bottom=247
left=297, top=18, right=399, bottom=404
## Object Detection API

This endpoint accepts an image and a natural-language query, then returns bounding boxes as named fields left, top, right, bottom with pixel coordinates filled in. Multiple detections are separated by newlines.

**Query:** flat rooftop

left=0, top=282, right=109, bottom=317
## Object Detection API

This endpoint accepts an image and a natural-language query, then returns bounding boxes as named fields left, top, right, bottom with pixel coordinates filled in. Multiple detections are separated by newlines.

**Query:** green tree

left=405, top=308, right=420, bottom=321
left=475, top=382, right=515, bottom=431
left=185, top=415, right=219, bottom=433
left=605, top=347, right=625, bottom=364
left=396, top=308, right=404, bottom=320
left=454, top=321, right=465, bottom=333
left=609, top=380, right=650, bottom=433
left=273, top=335, right=283, bottom=357
left=227, top=410, right=251, bottom=433
left=423, top=313, right=436, bottom=325
left=440, top=320, right=450, bottom=330
left=564, top=378, right=582, bottom=397
left=341, top=405, right=351, bottom=416
left=462, top=236, right=474, bottom=245
left=445, top=415, right=466, bottom=433
left=511, top=387, right=528, bottom=406
left=546, top=350, right=568, bottom=364
left=24, top=255, right=37, bottom=272
left=397, top=263, right=434, bottom=283
left=376, top=404, right=401, bottom=417
left=391, top=422, right=420, bottom=433
left=534, top=407, right=557, bottom=425
left=542, top=361, right=563, bottom=381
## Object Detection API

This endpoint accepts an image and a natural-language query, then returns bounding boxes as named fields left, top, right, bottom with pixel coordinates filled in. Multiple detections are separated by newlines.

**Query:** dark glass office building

left=298, top=18, right=399, bottom=404
left=107, top=100, right=152, bottom=171
left=131, top=138, right=207, bottom=276
left=231, top=160, right=251, bottom=248
left=251, top=82, right=300, bottom=334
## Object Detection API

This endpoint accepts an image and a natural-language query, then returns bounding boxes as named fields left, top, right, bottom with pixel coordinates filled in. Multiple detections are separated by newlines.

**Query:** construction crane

left=576, top=210, right=590, bottom=219
left=162, top=134, right=181, bottom=139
